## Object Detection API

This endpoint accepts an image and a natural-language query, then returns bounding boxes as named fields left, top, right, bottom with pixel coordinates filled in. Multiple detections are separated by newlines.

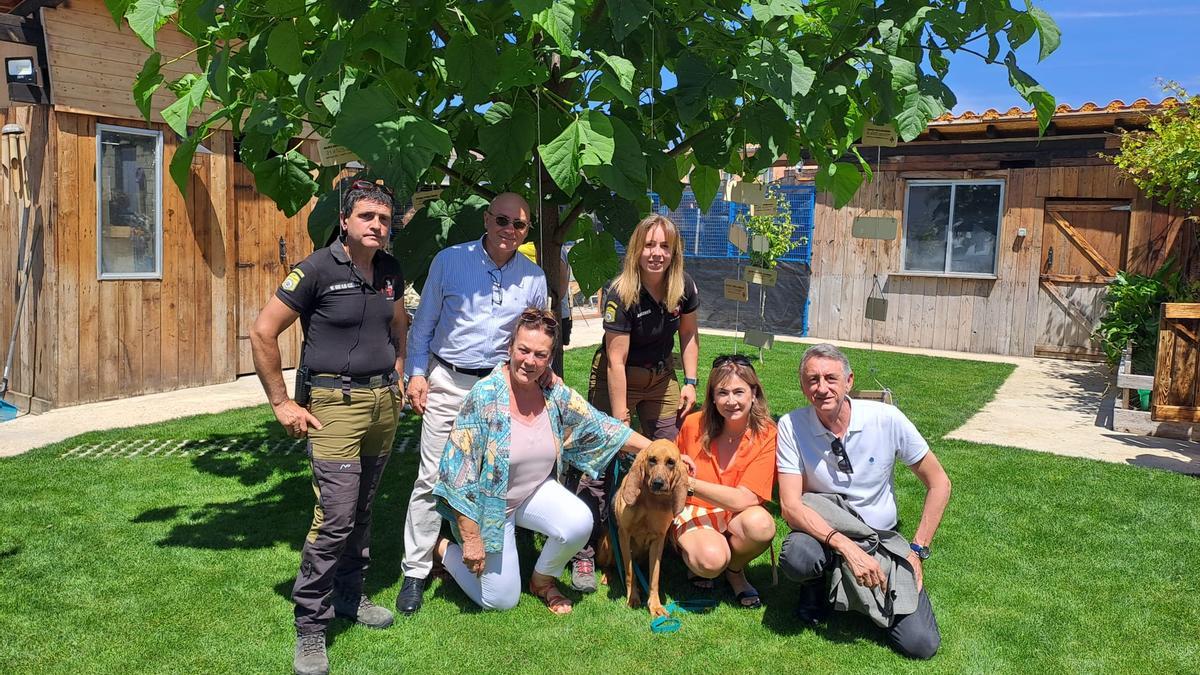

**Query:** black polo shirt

left=601, top=272, right=699, bottom=366
left=275, top=242, right=405, bottom=377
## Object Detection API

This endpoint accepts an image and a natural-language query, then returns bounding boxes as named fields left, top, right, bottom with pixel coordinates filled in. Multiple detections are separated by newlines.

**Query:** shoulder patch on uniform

left=604, top=300, right=618, bottom=323
left=280, top=269, right=303, bottom=292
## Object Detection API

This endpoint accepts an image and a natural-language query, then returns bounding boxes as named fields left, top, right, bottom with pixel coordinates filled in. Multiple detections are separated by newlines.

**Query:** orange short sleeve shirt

left=676, top=412, right=777, bottom=510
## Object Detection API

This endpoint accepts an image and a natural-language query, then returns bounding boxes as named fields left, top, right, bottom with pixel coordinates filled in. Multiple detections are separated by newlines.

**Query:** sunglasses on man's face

left=349, top=179, right=394, bottom=197
left=830, top=437, right=853, bottom=475
left=488, top=210, right=530, bottom=232
left=712, top=354, right=753, bottom=369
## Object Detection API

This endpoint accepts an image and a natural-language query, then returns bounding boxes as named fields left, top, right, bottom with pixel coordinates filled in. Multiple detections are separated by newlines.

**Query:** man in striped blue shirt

left=397, top=192, right=548, bottom=615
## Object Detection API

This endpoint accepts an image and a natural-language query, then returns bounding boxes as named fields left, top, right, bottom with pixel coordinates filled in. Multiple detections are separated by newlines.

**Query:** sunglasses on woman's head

left=712, top=354, right=753, bottom=369
left=518, top=308, right=559, bottom=328
left=349, top=179, right=394, bottom=197
left=488, top=210, right=530, bottom=232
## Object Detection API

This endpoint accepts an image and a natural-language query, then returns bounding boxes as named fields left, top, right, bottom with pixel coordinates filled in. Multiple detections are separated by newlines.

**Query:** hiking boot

left=395, top=576, right=427, bottom=615
left=569, top=557, right=598, bottom=593
left=293, top=632, right=328, bottom=675
left=333, top=592, right=394, bottom=629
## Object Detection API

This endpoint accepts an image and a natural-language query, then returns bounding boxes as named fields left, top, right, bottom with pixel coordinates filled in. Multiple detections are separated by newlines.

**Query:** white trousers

left=401, top=362, right=479, bottom=578
left=443, top=479, right=592, bottom=611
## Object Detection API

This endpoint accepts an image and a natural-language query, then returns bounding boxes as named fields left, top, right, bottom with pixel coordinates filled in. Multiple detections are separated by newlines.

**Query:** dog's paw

left=648, top=601, right=669, bottom=618
left=626, top=593, right=642, bottom=609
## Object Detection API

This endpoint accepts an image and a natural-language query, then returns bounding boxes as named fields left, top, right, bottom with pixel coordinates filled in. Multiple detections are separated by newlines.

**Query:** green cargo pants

left=292, top=384, right=399, bottom=634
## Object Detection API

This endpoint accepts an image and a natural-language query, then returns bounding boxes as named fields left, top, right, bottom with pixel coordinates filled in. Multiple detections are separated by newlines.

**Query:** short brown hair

left=513, top=306, right=559, bottom=345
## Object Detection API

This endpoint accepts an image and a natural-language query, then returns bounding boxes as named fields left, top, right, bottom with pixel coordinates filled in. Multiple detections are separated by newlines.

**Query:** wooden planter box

left=1111, top=307, right=1200, bottom=440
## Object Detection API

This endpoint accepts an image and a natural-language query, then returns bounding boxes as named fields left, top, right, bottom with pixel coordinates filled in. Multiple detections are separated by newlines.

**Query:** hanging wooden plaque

left=724, top=279, right=749, bottom=302
left=744, top=329, right=775, bottom=349
left=861, top=123, right=898, bottom=147
left=851, top=216, right=898, bottom=240
left=411, top=188, right=444, bottom=210
left=317, top=137, right=357, bottom=166
left=750, top=200, right=778, bottom=217
left=728, top=223, right=749, bottom=252
left=865, top=297, right=889, bottom=321
left=725, top=179, right=768, bottom=205
left=745, top=266, right=778, bottom=287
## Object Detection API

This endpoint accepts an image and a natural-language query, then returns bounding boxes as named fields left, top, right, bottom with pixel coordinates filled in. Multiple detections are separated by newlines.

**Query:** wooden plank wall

left=0, top=105, right=56, bottom=411
left=41, top=0, right=214, bottom=123
left=1152, top=304, right=1200, bottom=423
left=54, top=111, right=235, bottom=406
left=807, top=164, right=1193, bottom=357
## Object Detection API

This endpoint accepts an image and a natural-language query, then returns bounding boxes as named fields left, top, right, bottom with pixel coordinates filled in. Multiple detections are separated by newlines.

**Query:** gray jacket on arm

left=803, top=492, right=919, bottom=627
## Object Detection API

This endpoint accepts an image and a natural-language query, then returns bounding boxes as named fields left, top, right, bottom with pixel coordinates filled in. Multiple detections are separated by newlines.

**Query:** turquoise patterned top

left=432, top=364, right=633, bottom=553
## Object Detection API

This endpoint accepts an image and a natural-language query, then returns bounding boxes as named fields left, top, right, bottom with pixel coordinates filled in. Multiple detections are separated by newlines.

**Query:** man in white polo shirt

left=776, top=344, right=951, bottom=660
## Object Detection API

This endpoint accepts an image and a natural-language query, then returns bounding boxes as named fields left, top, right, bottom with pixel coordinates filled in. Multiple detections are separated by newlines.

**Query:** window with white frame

left=97, top=124, right=162, bottom=279
left=902, top=180, right=1003, bottom=275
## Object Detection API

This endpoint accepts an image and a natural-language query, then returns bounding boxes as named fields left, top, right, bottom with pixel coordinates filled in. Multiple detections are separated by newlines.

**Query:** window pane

left=949, top=184, right=1001, bottom=274
left=99, top=130, right=158, bottom=276
left=904, top=185, right=951, bottom=272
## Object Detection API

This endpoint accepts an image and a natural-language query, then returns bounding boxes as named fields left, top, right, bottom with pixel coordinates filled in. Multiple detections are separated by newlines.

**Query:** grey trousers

left=780, top=531, right=942, bottom=660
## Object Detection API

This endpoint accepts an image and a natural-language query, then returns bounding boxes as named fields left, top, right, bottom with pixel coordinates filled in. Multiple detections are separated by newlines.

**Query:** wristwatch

left=910, top=543, right=931, bottom=560
left=683, top=376, right=698, bottom=386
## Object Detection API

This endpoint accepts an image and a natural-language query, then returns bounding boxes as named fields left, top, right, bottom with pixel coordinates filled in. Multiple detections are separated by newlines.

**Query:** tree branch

left=666, top=111, right=742, bottom=158
left=560, top=199, right=586, bottom=232
left=825, top=26, right=879, bottom=72
left=435, top=161, right=497, bottom=200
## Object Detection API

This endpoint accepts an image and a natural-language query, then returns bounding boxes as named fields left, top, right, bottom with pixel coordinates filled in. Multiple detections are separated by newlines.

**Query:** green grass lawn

left=2, top=336, right=1198, bottom=673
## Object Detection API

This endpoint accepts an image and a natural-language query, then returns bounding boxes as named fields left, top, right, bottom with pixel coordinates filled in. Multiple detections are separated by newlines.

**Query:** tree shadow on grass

left=130, top=415, right=425, bottom=602
left=760, top=588, right=897, bottom=651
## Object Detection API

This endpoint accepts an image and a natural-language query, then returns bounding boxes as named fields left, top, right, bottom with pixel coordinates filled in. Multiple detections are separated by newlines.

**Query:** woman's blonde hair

left=699, top=357, right=773, bottom=450
left=610, top=214, right=686, bottom=310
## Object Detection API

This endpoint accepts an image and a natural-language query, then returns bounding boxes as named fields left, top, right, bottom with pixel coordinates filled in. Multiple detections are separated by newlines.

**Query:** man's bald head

left=490, top=192, right=530, bottom=217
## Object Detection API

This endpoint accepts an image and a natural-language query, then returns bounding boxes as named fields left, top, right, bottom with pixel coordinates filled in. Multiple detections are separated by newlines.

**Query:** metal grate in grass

left=58, top=433, right=419, bottom=459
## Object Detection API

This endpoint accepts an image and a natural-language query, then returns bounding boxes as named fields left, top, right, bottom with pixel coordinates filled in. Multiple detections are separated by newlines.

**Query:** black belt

left=309, top=371, right=398, bottom=390
left=629, top=359, right=672, bottom=374
left=433, top=354, right=492, bottom=378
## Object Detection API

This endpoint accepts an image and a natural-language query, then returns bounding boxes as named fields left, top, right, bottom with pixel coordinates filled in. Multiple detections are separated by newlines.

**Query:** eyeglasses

left=518, top=307, right=559, bottom=328
left=487, top=210, right=530, bottom=232
left=488, top=268, right=502, bottom=306
left=712, top=354, right=753, bottom=369
left=349, top=179, right=394, bottom=197
left=830, top=437, right=853, bottom=475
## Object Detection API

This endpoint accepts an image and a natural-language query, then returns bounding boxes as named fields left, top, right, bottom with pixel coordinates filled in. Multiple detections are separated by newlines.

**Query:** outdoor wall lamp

left=5, top=58, right=35, bottom=85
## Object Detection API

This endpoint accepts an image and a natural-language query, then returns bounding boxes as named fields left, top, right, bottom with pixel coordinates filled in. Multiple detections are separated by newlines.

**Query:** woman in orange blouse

left=673, top=354, right=778, bottom=608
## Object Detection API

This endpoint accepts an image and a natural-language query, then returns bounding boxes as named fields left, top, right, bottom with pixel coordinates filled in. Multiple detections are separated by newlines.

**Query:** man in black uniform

left=251, top=180, right=408, bottom=675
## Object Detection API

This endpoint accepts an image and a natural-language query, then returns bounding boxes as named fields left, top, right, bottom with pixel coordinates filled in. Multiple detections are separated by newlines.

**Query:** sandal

left=725, top=568, right=762, bottom=609
left=529, top=576, right=573, bottom=615
left=688, top=573, right=716, bottom=591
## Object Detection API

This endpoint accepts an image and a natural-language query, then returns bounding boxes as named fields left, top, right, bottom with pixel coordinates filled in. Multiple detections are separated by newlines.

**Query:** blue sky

left=944, top=0, right=1198, bottom=113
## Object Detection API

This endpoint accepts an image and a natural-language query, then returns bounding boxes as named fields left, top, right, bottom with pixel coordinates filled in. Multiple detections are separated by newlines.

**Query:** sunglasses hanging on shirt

left=830, top=437, right=853, bottom=475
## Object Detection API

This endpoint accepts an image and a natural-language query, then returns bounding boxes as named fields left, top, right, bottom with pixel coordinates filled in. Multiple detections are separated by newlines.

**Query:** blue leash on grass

left=606, top=457, right=718, bottom=633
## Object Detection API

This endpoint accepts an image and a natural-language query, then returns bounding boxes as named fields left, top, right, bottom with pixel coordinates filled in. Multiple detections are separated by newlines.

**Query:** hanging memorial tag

left=744, top=329, right=775, bottom=349
left=724, top=279, right=749, bottom=302
left=728, top=223, right=749, bottom=252
left=750, top=200, right=778, bottom=217
left=744, top=266, right=778, bottom=287
left=750, top=234, right=770, bottom=253
left=865, top=297, right=889, bottom=321
left=861, top=123, right=898, bottom=147
left=725, top=179, right=768, bottom=205
left=851, top=216, right=898, bottom=240
left=411, top=188, right=444, bottom=210
left=317, top=137, right=358, bottom=166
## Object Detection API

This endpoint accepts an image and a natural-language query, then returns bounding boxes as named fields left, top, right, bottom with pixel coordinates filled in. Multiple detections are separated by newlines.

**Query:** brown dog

left=596, top=439, right=688, bottom=617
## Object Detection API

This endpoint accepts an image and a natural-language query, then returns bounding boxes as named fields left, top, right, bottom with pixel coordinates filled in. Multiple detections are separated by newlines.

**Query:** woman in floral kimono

left=432, top=307, right=652, bottom=614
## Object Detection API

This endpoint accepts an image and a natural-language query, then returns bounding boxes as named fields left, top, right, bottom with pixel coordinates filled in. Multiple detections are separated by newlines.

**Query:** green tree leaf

left=479, top=101, right=537, bottom=186
left=354, top=22, right=408, bottom=65
left=496, top=47, right=549, bottom=90
left=675, top=53, right=730, bottom=124
left=446, top=34, right=499, bottom=105
left=1005, top=52, right=1055, bottom=134
left=330, top=86, right=452, bottom=196
left=125, top=0, right=178, bottom=50
left=690, top=164, right=720, bottom=213
left=104, top=0, right=132, bottom=27
left=597, top=51, right=637, bottom=105
left=815, top=162, right=862, bottom=208
left=168, top=131, right=202, bottom=197
left=568, top=223, right=620, bottom=296
left=393, top=195, right=490, bottom=289
left=1028, top=6, right=1061, bottom=61
left=306, top=188, right=341, bottom=250
left=160, top=74, right=208, bottom=137
left=250, top=150, right=318, bottom=217
left=520, top=0, right=577, bottom=51
left=593, top=117, right=646, bottom=200
left=737, top=39, right=815, bottom=106
left=267, top=21, right=304, bottom=76
left=607, top=0, right=650, bottom=41
left=537, top=110, right=615, bottom=195
left=132, top=52, right=163, bottom=121
left=650, top=153, right=684, bottom=211
left=747, top=0, right=806, bottom=20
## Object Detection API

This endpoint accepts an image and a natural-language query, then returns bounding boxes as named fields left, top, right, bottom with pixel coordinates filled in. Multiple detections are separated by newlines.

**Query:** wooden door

left=1035, top=200, right=1130, bottom=360
left=233, top=163, right=312, bottom=374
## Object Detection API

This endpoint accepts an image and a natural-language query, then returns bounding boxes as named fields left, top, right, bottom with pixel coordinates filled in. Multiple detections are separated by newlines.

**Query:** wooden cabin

left=806, top=98, right=1198, bottom=359
left=0, top=0, right=313, bottom=414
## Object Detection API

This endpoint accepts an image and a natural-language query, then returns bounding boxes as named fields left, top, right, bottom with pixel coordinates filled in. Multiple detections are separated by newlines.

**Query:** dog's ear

left=621, top=454, right=645, bottom=506
left=669, top=457, right=688, bottom=516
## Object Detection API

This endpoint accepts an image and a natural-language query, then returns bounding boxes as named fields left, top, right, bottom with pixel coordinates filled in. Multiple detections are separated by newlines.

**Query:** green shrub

left=1095, top=259, right=1200, bottom=373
